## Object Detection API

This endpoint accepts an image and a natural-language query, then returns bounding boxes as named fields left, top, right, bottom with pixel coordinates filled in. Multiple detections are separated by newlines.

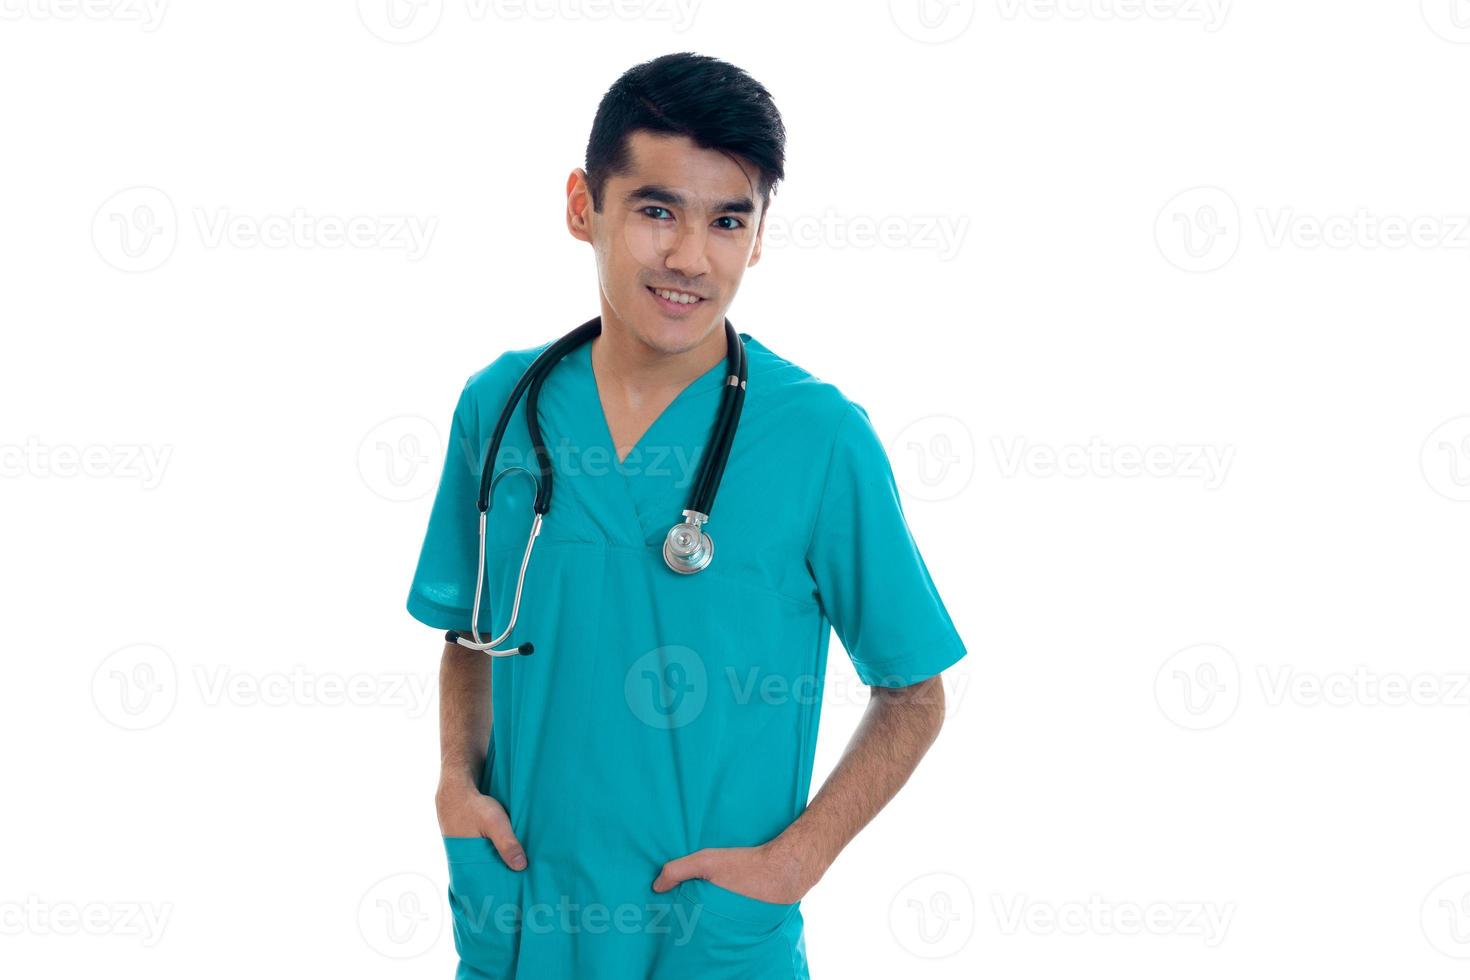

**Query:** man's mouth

left=647, top=285, right=706, bottom=307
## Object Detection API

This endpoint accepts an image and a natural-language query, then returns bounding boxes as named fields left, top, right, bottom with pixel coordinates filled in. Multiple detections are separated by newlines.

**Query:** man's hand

left=435, top=777, right=528, bottom=871
left=650, top=836, right=816, bottom=905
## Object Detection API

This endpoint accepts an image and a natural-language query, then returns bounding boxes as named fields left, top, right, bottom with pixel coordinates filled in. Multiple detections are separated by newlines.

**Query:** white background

left=3, top=1, right=1470, bottom=977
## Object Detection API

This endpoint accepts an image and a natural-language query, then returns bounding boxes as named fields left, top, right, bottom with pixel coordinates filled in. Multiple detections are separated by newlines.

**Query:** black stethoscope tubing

left=477, top=314, right=746, bottom=522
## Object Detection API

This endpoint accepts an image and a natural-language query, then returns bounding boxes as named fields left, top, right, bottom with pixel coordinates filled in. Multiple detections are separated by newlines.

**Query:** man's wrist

left=768, top=826, right=830, bottom=894
left=436, top=764, right=482, bottom=799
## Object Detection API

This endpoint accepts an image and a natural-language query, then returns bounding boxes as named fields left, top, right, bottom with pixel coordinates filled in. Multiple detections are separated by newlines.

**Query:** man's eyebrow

left=622, top=184, right=756, bottom=215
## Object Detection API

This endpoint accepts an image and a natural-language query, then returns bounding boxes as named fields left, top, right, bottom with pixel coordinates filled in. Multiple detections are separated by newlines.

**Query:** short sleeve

left=405, top=378, right=489, bottom=632
left=805, top=402, right=968, bottom=688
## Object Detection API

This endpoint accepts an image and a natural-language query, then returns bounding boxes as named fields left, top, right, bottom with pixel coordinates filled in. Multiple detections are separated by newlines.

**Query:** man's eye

left=713, top=217, right=745, bottom=231
left=642, top=206, right=673, bottom=220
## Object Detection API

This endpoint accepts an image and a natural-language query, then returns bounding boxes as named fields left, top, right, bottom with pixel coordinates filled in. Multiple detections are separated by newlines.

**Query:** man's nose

left=663, top=222, right=712, bottom=279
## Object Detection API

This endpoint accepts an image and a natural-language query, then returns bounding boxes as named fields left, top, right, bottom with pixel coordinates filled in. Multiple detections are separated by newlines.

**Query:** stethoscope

left=445, top=314, right=747, bottom=657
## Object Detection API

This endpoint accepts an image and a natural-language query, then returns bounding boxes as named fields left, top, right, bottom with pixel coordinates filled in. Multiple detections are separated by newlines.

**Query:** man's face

left=567, top=130, right=765, bottom=356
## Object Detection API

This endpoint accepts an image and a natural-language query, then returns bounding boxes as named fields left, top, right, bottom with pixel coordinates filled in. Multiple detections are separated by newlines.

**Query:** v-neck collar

left=575, top=334, right=736, bottom=466
left=556, top=331, right=748, bottom=547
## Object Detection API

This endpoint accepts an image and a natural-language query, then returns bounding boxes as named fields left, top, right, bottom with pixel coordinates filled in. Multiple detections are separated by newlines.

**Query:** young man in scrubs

left=407, top=52, right=968, bottom=979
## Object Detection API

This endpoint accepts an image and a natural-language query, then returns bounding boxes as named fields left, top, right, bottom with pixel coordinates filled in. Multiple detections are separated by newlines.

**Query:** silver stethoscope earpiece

left=662, top=509, right=713, bottom=575
left=448, top=316, right=746, bottom=658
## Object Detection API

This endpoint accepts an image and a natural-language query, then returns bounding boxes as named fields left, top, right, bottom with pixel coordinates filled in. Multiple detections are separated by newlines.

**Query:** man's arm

left=651, top=674, right=947, bottom=901
left=434, top=642, right=528, bottom=870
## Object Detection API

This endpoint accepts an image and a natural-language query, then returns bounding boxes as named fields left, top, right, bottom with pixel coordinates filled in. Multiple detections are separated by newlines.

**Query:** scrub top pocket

left=443, top=836, right=525, bottom=978
left=656, top=879, right=806, bottom=980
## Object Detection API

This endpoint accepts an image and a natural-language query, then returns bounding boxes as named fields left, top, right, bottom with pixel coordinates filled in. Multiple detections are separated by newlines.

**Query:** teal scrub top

left=406, top=330, right=967, bottom=979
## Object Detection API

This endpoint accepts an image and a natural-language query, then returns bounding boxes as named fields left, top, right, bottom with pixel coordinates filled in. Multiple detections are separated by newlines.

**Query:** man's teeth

left=652, top=287, right=701, bottom=305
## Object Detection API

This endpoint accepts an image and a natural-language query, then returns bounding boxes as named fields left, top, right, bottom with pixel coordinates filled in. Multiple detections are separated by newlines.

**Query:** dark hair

left=584, top=52, right=787, bottom=216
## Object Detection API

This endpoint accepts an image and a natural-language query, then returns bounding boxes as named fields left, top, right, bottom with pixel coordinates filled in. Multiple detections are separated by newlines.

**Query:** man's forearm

left=439, top=642, right=492, bottom=790
left=773, top=675, right=947, bottom=890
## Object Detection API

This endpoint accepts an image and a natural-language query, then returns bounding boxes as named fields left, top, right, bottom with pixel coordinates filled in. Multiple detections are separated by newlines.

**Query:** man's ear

left=566, top=168, right=593, bottom=244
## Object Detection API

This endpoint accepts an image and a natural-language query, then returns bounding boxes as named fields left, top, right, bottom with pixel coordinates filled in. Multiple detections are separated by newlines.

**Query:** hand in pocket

left=435, top=780, right=527, bottom=870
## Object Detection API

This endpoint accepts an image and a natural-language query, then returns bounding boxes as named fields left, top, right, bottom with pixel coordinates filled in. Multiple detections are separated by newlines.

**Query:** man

left=407, top=52, right=967, bottom=979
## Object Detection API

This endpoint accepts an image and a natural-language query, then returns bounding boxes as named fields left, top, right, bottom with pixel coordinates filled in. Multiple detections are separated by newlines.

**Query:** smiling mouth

left=647, top=285, right=706, bottom=307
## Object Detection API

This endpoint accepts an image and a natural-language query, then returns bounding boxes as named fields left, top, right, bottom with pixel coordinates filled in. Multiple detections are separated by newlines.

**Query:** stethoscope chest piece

left=663, top=509, right=713, bottom=575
